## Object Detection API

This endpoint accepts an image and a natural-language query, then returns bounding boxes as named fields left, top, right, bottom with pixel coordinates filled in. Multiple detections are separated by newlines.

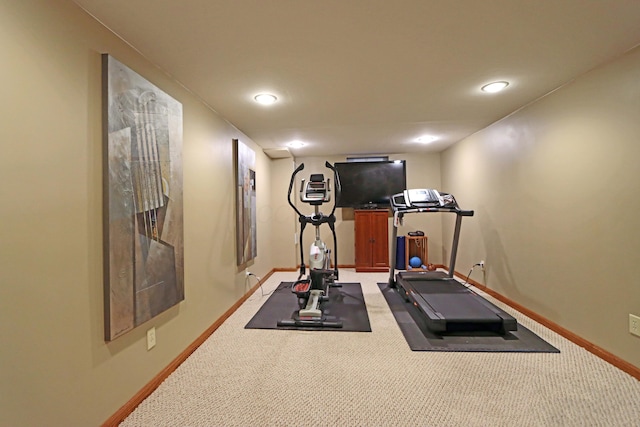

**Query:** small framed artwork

left=234, top=139, right=257, bottom=268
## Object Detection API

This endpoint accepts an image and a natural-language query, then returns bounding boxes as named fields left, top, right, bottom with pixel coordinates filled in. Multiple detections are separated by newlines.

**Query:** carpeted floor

left=120, top=269, right=640, bottom=427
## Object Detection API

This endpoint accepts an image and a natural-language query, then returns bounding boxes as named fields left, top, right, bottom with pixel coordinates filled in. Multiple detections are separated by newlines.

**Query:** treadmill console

left=391, top=189, right=458, bottom=210
left=405, top=189, right=444, bottom=206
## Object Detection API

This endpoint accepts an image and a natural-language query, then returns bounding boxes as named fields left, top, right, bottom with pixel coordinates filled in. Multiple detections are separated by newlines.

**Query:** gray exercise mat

left=245, top=282, right=371, bottom=332
left=379, top=282, right=560, bottom=353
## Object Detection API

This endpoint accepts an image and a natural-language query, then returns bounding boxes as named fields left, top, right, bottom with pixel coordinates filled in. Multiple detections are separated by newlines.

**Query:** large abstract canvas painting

left=234, top=139, right=257, bottom=268
left=102, top=55, right=184, bottom=341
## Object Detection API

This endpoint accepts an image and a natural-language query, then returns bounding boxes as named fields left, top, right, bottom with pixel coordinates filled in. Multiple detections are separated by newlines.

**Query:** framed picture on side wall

left=102, top=54, right=184, bottom=341
left=234, top=139, right=257, bottom=268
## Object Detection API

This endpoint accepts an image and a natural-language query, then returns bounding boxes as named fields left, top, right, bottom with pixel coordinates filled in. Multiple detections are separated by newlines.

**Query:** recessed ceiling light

left=254, top=93, right=278, bottom=105
left=481, top=81, right=509, bottom=93
left=286, top=140, right=306, bottom=148
left=415, top=135, right=437, bottom=144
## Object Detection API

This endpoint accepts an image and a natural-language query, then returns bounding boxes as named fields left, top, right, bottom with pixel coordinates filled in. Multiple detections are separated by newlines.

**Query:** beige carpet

left=121, top=269, right=640, bottom=426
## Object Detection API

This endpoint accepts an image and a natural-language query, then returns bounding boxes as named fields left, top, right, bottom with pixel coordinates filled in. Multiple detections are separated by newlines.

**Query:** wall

left=0, top=1, right=274, bottom=425
left=441, top=46, right=640, bottom=369
left=265, top=157, right=297, bottom=270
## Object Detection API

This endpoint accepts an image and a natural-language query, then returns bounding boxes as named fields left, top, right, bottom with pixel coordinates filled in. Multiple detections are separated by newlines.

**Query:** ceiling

left=74, top=0, right=640, bottom=158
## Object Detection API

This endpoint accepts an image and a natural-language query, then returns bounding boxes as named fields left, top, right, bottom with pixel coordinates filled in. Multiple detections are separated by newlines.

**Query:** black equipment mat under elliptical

left=245, top=282, right=371, bottom=332
left=379, top=282, right=559, bottom=353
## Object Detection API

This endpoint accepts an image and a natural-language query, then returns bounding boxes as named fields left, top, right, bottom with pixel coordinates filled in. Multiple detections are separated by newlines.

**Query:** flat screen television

left=334, top=160, right=406, bottom=208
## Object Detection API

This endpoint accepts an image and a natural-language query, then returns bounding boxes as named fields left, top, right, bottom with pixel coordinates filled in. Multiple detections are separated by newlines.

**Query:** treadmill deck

left=396, top=272, right=517, bottom=334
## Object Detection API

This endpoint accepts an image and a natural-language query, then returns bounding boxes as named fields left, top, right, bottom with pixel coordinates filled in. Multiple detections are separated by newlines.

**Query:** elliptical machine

left=277, top=161, right=342, bottom=328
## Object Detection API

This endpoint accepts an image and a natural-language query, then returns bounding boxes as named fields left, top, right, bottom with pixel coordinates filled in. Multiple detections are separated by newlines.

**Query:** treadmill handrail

left=393, top=207, right=474, bottom=218
left=393, top=208, right=474, bottom=228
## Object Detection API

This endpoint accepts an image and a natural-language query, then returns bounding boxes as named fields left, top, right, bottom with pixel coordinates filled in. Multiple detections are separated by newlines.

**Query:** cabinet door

left=354, top=211, right=373, bottom=270
left=370, top=211, right=389, bottom=269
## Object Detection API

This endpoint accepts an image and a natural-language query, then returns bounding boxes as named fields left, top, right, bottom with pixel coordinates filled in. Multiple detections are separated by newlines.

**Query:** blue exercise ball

left=409, top=256, right=422, bottom=268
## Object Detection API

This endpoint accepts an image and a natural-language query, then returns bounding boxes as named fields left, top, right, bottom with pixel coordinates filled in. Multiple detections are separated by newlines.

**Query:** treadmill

left=388, top=189, right=517, bottom=334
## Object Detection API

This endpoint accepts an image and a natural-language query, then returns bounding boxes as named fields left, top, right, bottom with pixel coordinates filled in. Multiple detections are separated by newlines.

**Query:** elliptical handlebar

left=287, top=163, right=305, bottom=217
left=324, top=161, right=340, bottom=217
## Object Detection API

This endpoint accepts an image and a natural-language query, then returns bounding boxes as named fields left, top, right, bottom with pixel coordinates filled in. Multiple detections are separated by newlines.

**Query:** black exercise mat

left=378, top=282, right=560, bottom=353
left=245, top=282, right=371, bottom=332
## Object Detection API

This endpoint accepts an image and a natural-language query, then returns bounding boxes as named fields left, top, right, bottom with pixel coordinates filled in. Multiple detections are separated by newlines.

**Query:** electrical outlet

left=479, top=260, right=485, bottom=271
left=630, top=314, right=640, bottom=337
left=246, top=271, right=251, bottom=277
left=147, top=327, right=156, bottom=350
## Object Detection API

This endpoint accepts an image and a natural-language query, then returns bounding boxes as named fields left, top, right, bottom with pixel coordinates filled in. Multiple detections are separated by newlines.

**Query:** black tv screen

left=335, top=160, right=406, bottom=208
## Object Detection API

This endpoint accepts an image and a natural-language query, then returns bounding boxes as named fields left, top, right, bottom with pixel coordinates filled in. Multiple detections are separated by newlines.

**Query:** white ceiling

left=74, top=0, right=640, bottom=158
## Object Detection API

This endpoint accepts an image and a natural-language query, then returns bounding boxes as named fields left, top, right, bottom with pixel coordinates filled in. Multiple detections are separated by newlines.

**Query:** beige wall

left=0, top=1, right=274, bottom=425
left=265, top=157, right=298, bottom=269
left=441, top=46, right=640, bottom=369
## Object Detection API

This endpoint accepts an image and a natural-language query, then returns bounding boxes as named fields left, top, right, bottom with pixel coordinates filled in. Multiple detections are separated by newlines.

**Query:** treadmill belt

left=424, top=293, right=499, bottom=319
left=403, top=278, right=469, bottom=291
left=409, top=281, right=504, bottom=319
left=398, top=274, right=517, bottom=333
